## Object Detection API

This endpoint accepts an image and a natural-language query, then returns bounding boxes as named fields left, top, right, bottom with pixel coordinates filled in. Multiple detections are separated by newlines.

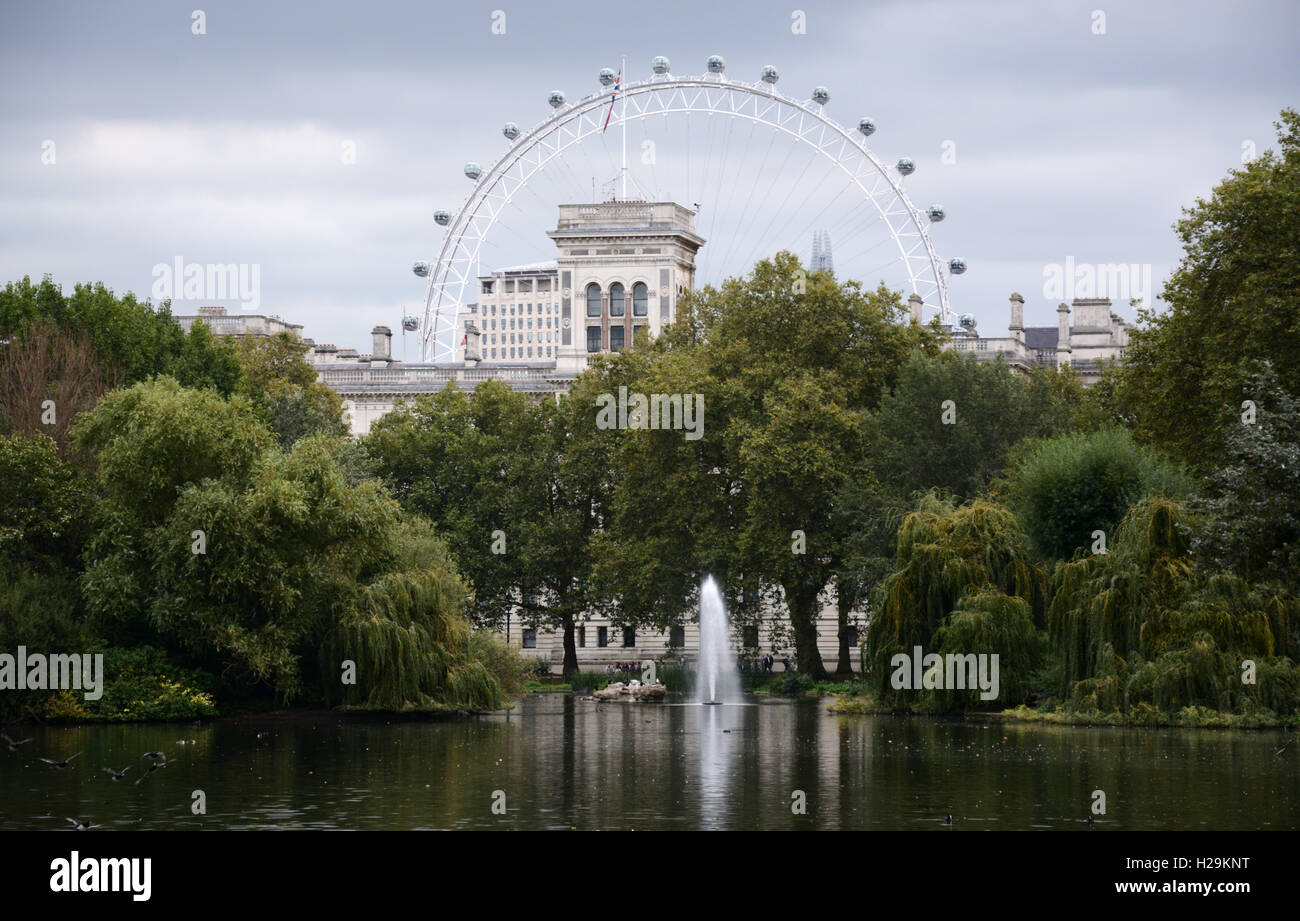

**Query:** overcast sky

left=2, top=0, right=1296, bottom=355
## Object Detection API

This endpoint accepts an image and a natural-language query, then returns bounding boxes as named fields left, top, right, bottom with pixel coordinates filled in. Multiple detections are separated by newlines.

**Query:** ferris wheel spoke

left=419, top=66, right=957, bottom=359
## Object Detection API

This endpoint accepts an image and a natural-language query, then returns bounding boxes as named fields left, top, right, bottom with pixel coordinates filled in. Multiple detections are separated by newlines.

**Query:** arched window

left=633, top=282, right=648, bottom=317
left=586, top=283, right=601, bottom=317
left=609, top=282, right=625, bottom=317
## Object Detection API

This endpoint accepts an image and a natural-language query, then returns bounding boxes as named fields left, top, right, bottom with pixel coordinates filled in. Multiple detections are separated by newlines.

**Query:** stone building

left=315, top=200, right=704, bottom=435
left=940, top=292, right=1130, bottom=385
left=173, top=304, right=303, bottom=339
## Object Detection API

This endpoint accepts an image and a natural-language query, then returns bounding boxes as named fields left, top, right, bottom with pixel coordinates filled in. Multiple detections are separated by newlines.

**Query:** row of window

left=482, top=280, right=554, bottom=295
left=587, top=282, right=649, bottom=318
left=489, top=346, right=554, bottom=359
left=487, top=332, right=556, bottom=344
left=481, top=302, right=558, bottom=315
left=487, top=317, right=554, bottom=331
left=587, top=324, right=647, bottom=352
left=520, top=625, right=854, bottom=649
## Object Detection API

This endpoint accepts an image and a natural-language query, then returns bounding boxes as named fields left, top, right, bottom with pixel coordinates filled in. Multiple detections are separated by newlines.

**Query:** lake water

left=2, top=695, right=1295, bottom=830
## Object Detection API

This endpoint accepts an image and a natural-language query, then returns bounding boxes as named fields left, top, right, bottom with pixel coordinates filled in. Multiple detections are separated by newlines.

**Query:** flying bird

left=1, top=732, right=32, bottom=751
left=102, top=766, right=131, bottom=781
left=39, top=752, right=81, bottom=769
left=135, top=760, right=171, bottom=785
left=66, top=817, right=99, bottom=831
left=142, top=751, right=168, bottom=761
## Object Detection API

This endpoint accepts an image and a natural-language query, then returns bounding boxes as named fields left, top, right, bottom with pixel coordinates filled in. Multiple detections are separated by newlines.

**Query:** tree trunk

left=785, top=581, right=827, bottom=679
left=561, top=611, right=579, bottom=680
left=834, top=579, right=855, bottom=675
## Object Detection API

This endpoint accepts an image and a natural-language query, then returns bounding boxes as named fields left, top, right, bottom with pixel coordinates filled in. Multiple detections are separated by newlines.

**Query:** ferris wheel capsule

left=760, top=65, right=779, bottom=84
left=706, top=55, right=725, bottom=74
left=502, top=122, right=520, bottom=141
left=896, top=158, right=915, bottom=176
left=926, top=204, right=945, bottom=222
left=434, top=209, right=451, bottom=226
left=949, top=258, right=967, bottom=275
left=401, top=315, right=419, bottom=332
left=548, top=90, right=566, bottom=108
left=412, top=261, right=430, bottom=278
left=858, top=117, right=876, bottom=137
left=651, top=55, right=671, bottom=75
left=811, top=86, right=830, bottom=105
left=464, top=162, right=482, bottom=180
left=599, top=68, right=617, bottom=86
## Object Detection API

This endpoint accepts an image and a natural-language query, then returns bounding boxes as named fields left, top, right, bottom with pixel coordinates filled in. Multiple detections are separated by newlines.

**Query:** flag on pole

left=602, top=70, right=622, bottom=134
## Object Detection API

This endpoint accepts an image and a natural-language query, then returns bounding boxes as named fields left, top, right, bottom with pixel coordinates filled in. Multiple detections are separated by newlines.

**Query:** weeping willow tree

left=1049, top=498, right=1300, bottom=717
left=927, top=590, right=1045, bottom=710
left=866, top=494, right=1047, bottom=706
left=319, top=519, right=513, bottom=712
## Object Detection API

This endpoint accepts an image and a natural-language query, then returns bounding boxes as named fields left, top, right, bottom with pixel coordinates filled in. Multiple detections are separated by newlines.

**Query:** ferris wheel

left=414, top=54, right=964, bottom=363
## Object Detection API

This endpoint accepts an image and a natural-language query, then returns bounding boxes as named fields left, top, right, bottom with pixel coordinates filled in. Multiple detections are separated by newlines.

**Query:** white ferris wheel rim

left=420, top=72, right=952, bottom=363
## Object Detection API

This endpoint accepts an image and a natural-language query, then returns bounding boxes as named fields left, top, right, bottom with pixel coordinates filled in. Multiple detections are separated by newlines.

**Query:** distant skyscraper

left=810, top=230, right=833, bottom=274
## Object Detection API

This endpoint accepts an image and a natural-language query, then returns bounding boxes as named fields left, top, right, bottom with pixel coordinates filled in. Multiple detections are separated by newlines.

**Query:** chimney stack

left=1009, top=292, right=1024, bottom=344
left=371, top=326, right=392, bottom=366
left=908, top=293, right=923, bottom=325
left=1056, top=302, right=1072, bottom=365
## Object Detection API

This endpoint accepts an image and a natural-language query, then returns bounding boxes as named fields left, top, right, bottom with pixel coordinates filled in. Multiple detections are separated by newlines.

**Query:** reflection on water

left=0, top=696, right=1294, bottom=830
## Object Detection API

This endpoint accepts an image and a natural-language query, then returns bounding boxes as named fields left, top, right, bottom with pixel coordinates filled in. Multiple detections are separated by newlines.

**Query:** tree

left=0, top=322, right=118, bottom=454
left=366, top=378, right=616, bottom=678
left=0, top=276, right=244, bottom=398
left=864, top=352, right=1080, bottom=503
left=0, top=431, right=84, bottom=568
left=235, top=331, right=345, bottom=448
left=1114, top=109, right=1300, bottom=470
left=1193, top=362, right=1300, bottom=590
left=597, top=254, right=940, bottom=677
left=865, top=494, right=1047, bottom=708
left=73, top=379, right=506, bottom=708
left=1006, top=427, right=1192, bottom=560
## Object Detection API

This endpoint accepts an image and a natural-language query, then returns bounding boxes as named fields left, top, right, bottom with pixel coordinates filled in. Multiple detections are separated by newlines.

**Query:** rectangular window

left=522, top=628, right=537, bottom=649
left=610, top=326, right=625, bottom=351
left=622, top=627, right=636, bottom=648
left=669, top=626, right=685, bottom=648
left=597, top=626, right=608, bottom=648
left=578, top=626, right=586, bottom=648
left=587, top=326, right=602, bottom=352
left=742, top=626, right=759, bottom=648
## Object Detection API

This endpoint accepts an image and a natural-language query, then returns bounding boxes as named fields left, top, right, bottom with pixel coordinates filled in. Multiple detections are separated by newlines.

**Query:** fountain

left=696, top=577, right=741, bottom=704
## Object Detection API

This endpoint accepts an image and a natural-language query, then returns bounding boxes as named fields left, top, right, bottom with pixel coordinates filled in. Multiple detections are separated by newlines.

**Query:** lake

left=2, top=695, right=1294, bottom=830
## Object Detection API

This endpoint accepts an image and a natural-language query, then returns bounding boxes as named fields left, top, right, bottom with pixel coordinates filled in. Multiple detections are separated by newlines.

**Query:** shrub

left=1008, top=427, right=1191, bottom=560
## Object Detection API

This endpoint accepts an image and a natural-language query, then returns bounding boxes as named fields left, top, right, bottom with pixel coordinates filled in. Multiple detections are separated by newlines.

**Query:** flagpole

left=620, top=54, right=627, bottom=201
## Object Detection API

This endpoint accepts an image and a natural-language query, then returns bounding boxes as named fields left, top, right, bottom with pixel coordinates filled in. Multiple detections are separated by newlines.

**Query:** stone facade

left=173, top=305, right=303, bottom=339
left=946, top=293, right=1130, bottom=385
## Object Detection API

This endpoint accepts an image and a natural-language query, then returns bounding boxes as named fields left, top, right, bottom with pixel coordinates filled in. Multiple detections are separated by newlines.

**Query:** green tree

left=865, top=352, right=1081, bottom=503
left=1193, top=362, right=1300, bottom=590
left=0, top=276, right=245, bottom=397
left=597, top=254, right=939, bottom=677
left=235, top=332, right=345, bottom=448
left=0, top=432, right=84, bottom=567
left=367, top=377, right=615, bottom=678
left=865, top=494, right=1047, bottom=708
left=1114, top=109, right=1300, bottom=469
left=1007, top=427, right=1192, bottom=560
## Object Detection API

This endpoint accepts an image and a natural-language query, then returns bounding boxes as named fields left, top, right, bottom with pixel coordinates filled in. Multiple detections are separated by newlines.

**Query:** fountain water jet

left=696, top=577, right=741, bottom=704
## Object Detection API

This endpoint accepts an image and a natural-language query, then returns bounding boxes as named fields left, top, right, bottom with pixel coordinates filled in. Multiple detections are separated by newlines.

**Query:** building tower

left=810, top=230, right=834, bottom=274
